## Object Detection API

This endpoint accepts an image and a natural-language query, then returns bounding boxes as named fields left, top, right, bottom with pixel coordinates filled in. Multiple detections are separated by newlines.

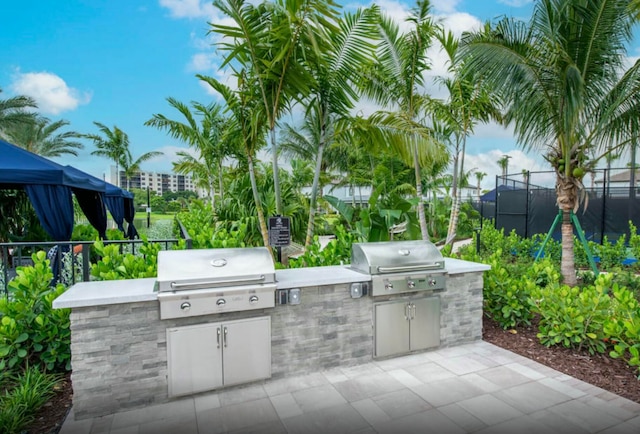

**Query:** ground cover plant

left=0, top=252, right=69, bottom=433
left=454, top=222, right=640, bottom=376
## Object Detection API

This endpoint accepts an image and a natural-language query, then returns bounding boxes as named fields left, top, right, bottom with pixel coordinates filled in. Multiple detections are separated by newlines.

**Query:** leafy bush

left=90, top=239, right=161, bottom=280
left=0, top=251, right=70, bottom=372
left=482, top=252, right=536, bottom=329
left=288, top=225, right=355, bottom=268
left=604, top=284, right=640, bottom=374
left=530, top=273, right=613, bottom=355
left=0, top=366, right=61, bottom=434
left=71, top=223, right=98, bottom=241
left=592, top=235, right=628, bottom=270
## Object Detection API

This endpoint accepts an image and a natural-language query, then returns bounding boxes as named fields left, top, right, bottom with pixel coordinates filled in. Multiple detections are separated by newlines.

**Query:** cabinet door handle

left=217, top=327, right=221, bottom=348
left=404, top=303, right=409, bottom=320
left=223, top=326, right=228, bottom=347
left=411, top=303, right=416, bottom=320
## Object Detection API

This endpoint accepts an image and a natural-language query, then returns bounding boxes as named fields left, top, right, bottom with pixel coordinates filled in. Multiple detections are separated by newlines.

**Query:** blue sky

left=2, top=0, right=631, bottom=189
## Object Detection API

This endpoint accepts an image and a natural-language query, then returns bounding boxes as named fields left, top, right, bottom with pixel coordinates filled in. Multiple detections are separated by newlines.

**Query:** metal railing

left=0, top=238, right=184, bottom=296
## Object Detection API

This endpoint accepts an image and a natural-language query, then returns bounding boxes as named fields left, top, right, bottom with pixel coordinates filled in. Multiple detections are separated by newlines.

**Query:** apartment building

left=109, top=166, right=198, bottom=195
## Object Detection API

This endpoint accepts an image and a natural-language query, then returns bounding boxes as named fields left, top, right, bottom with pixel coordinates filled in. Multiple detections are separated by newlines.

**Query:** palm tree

left=362, top=0, right=447, bottom=242
left=474, top=171, right=487, bottom=199
left=461, top=0, right=640, bottom=285
left=145, top=99, right=235, bottom=206
left=431, top=29, right=501, bottom=246
left=199, top=74, right=272, bottom=248
left=279, top=6, right=378, bottom=250
left=211, top=0, right=339, bottom=217
left=497, top=155, right=511, bottom=184
left=85, top=122, right=162, bottom=188
left=0, top=87, right=36, bottom=137
left=5, top=116, right=83, bottom=157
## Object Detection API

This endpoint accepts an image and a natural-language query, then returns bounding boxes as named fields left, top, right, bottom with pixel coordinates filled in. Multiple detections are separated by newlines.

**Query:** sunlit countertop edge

left=53, top=259, right=489, bottom=309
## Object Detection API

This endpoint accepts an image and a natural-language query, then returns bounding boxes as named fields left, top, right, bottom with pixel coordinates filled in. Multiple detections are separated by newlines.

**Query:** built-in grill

left=156, top=247, right=276, bottom=319
left=351, top=240, right=447, bottom=296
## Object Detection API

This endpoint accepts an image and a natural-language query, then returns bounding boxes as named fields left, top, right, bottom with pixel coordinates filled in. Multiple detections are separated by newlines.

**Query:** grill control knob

left=249, top=295, right=259, bottom=304
left=216, top=299, right=226, bottom=306
left=407, top=280, right=416, bottom=289
left=428, top=278, right=437, bottom=287
left=385, top=282, right=394, bottom=291
left=180, top=302, right=191, bottom=311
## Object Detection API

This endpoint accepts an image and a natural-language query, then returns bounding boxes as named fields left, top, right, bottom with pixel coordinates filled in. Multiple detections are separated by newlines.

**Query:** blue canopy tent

left=64, top=165, right=137, bottom=238
left=0, top=139, right=108, bottom=241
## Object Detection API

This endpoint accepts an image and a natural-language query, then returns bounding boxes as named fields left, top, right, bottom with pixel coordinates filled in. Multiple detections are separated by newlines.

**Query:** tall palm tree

left=0, top=87, right=36, bottom=138
left=199, top=74, right=272, bottom=248
left=145, top=99, right=235, bottom=206
left=211, top=0, right=339, bottom=217
left=5, top=116, right=83, bottom=157
left=280, top=6, right=378, bottom=250
left=85, top=122, right=162, bottom=188
left=431, top=29, right=502, bottom=246
left=474, top=171, right=487, bottom=199
left=362, top=0, right=446, bottom=242
left=497, top=155, right=511, bottom=183
left=461, top=0, right=640, bottom=285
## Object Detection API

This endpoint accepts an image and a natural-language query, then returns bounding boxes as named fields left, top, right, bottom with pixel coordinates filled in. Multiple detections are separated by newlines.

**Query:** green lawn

left=134, top=212, right=176, bottom=221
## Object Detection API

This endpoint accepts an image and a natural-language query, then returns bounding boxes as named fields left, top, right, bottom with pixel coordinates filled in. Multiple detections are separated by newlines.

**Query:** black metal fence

left=0, top=220, right=194, bottom=296
left=474, top=168, right=640, bottom=243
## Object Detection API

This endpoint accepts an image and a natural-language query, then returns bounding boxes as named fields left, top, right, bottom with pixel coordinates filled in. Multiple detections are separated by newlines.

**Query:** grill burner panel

left=156, top=247, right=276, bottom=319
left=351, top=241, right=447, bottom=296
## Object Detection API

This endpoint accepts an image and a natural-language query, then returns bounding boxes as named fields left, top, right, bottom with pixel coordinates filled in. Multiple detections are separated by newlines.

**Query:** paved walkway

left=59, top=341, right=640, bottom=434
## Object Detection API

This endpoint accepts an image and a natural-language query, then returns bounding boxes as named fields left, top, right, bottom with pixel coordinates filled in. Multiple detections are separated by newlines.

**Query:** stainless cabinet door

left=375, top=301, right=410, bottom=358
left=222, top=316, right=271, bottom=387
left=409, top=297, right=440, bottom=351
left=167, top=323, right=223, bottom=397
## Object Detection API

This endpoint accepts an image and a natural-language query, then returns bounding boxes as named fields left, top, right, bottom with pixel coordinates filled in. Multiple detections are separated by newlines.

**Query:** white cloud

left=159, top=0, right=215, bottom=19
left=430, top=0, right=461, bottom=15
left=465, top=149, right=553, bottom=190
left=10, top=71, right=90, bottom=115
left=497, top=0, right=533, bottom=7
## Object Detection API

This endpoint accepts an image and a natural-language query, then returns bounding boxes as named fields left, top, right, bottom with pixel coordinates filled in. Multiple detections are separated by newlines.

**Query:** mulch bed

left=24, top=316, right=640, bottom=433
left=483, top=315, right=640, bottom=403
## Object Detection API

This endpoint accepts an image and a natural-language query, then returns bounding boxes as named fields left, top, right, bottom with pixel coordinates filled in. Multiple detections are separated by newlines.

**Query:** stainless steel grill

left=156, top=247, right=276, bottom=319
left=350, top=240, right=447, bottom=296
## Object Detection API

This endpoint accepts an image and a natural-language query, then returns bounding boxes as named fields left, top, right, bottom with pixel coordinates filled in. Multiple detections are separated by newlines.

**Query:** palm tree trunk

left=248, top=155, right=271, bottom=250
left=270, top=128, right=283, bottom=216
left=447, top=136, right=467, bottom=246
left=217, top=160, right=225, bottom=202
left=414, top=141, right=430, bottom=242
left=304, top=142, right=325, bottom=251
left=557, top=176, right=578, bottom=286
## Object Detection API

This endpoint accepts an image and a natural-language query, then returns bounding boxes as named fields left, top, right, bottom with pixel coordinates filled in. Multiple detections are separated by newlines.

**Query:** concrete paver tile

left=412, top=376, right=486, bottom=408
left=493, top=380, right=572, bottom=414
left=405, top=361, right=457, bottom=383
left=438, top=402, right=487, bottom=432
left=269, top=392, right=303, bottom=419
left=351, top=398, right=392, bottom=426
left=264, top=372, right=328, bottom=396
left=547, top=399, right=622, bottom=433
left=374, top=408, right=466, bottom=434
left=280, top=403, right=369, bottom=434
left=332, top=371, right=405, bottom=402
left=457, top=394, right=524, bottom=426
left=371, top=389, right=431, bottom=419
left=292, top=384, right=347, bottom=413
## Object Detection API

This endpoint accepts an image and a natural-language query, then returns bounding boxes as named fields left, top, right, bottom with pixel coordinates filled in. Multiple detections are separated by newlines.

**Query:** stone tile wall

left=69, top=272, right=483, bottom=419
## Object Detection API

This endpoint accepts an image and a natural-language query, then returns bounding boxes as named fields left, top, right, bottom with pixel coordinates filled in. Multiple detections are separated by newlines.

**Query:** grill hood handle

left=170, top=275, right=265, bottom=290
left=376, top=264, right=441, bottom=273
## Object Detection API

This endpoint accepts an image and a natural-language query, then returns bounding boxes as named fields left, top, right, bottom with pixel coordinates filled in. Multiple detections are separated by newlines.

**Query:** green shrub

left=90, top=238, right=161, bottom=280
left=288, top=225, right=355, bottom=268
left=592, top=235, right=628, bottom=270
left=482, top=252, right=535, bottom=329
left=0, top=251, right=70, bottom=372
left=0, top=366, right=61, bottom=434
left=71, top=223, right=98, bottom=241
left=530, top=273, right=613, bottom=355
left=604, top=284, right=640, bottom=374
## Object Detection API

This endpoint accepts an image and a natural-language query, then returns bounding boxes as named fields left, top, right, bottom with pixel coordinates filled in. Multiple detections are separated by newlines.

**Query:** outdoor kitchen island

left=53, top=250, right=489, bottom=420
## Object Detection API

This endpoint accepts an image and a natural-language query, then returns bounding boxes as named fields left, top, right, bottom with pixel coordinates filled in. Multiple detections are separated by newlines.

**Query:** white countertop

left=53, top=259, right=490, bottom=309
left=53, top=278, right=157, bottom=309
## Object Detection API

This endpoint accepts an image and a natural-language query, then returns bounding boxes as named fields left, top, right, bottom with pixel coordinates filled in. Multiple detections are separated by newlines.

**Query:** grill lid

left=350, top=240, right=444, bottom=275
left=156, top=247, right=275, bottom=292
